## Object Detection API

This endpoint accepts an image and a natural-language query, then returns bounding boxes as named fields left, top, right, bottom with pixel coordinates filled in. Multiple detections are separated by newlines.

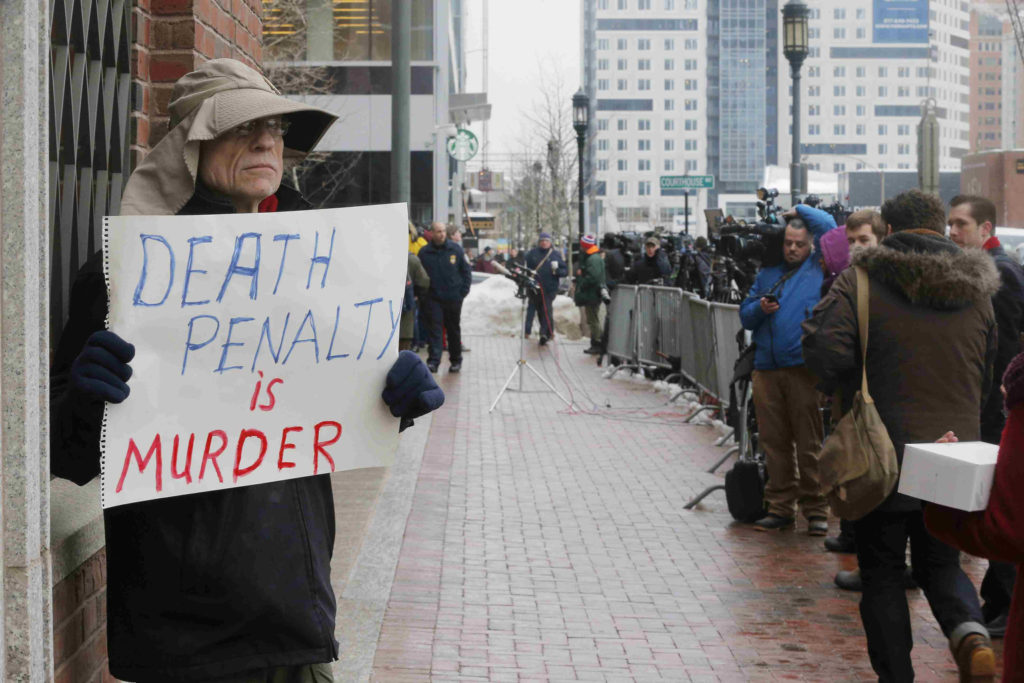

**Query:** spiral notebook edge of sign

left=100, top=216, right=112, bottom=509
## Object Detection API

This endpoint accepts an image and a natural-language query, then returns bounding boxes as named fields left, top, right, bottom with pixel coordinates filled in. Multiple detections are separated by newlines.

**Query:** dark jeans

left=854, top=508, right=984, bottom=682
left=423, top=297, right=463, bottom=365
left=525, top=289, right=554, bottom=337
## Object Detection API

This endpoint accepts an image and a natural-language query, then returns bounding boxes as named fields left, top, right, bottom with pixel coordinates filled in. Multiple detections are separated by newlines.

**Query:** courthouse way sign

left=660, top=175, right=714, bottom=196
left=101, top=204, right=407, bottom=508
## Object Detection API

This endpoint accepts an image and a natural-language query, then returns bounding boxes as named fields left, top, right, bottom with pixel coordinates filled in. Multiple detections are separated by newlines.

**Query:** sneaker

left=824, top=534, right=857, bottom=553
left=449, top=362, right=462, bottom=373
left=952, top=633, right=996, bottom=682
left=807, top=517, right=829, bottom=537
left=583, top=346, right=602, bottom=355
left=985, top=612, right=1008, bottom=639
left=427, top=362, right=439, bottom=374
left=538, top=335, right=549, bottom=346
left=752, top=514, right=795, bottom=531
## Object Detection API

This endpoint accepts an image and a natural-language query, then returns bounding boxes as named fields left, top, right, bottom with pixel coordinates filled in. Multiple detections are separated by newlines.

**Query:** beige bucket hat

left=120, top=58, right=338, bottom=216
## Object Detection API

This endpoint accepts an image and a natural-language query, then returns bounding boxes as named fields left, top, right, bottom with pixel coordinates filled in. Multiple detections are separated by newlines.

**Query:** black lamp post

left=572, top=88, right=589, bottom=247
left=782, top=0, right=810, bottom=205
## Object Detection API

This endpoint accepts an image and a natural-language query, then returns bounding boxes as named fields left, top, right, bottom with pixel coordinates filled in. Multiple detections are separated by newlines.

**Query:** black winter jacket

left=50, top=184, right=339, bottom=682
left=982, top=243, right=1024, bottom=443
left=418, top=239, right=472, bottom=301
left=626, top=249, right=671, bottom=285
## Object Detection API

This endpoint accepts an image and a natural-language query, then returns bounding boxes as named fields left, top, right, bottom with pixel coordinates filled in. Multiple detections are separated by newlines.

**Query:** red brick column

left=130, top=0, right=264, bottom=166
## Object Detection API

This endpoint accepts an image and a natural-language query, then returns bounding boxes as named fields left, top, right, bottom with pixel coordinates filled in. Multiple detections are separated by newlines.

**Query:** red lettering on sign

left=249, top=371, right=264, bottom=411
left=116, top=435, right=163, bottom=493
left=278, top=426, right=302, bottom=470
left=313, top=421, right=341, bottom=474
left=233, top=428, right=268, bottom=482
left=200, top=430, right=228, bottom=483
left=170, top=433, right=195, bottom=483
left=261, top=378, right=283, bottom=411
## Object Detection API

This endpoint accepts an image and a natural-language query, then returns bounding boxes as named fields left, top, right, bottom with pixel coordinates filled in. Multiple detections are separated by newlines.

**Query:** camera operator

left=675, top=236, right=712, bottom=298
left=739, top=204, right=838, bottom=534
left=524, top=232, right=568, bottom=345
left=626, top=236, right=672, bottom=285
left=601, top=234, right=627, bottom=287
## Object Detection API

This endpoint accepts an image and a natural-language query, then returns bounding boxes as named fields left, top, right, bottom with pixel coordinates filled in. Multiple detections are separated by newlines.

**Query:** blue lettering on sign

left=307, top=229, right=336, bottom=290
left=182, top=315, right=221, bottom=375
left=217, top=233, right=262, bottom=303
left=272, top=234, right=300, bottom=295
left=872, top=0, right=928, bottom=44
left=353, top=298, right=383, bottom=360
left=182, top=236, right=213, bottom=307
left=133, top=235, right=175, bottom=307
left=284, top=309, right=320, bottom=364
left=251, top=313, right=292, bottom=371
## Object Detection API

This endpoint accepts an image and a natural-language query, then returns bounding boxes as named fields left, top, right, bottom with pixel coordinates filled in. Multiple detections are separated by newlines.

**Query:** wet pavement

left=334, top=334, right=1001, bottom=682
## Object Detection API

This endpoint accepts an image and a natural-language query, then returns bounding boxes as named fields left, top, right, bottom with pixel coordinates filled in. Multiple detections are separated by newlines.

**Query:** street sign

left=659, top=175, right=714, bottom=190
left=447, top=129, right=479, bottom=162
left=478, top=170, right=492, bottom=191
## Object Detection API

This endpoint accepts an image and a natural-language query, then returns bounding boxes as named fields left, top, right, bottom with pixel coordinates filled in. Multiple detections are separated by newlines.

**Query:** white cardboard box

left=898, top=441, right=999, bottom=512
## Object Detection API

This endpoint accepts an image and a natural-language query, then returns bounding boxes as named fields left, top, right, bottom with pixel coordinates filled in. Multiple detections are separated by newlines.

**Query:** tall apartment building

left=776, top=1, right=970, bottom=186
left=971, top=2, right=1006, bottom=151
left=582, top=0, right=779, bottom=236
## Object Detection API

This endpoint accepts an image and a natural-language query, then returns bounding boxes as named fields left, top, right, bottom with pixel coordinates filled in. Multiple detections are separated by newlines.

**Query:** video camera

left=503, top=262, right=541, bottom=300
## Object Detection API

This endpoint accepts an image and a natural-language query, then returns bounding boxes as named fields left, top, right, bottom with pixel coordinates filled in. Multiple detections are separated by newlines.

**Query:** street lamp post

left=572, top=88, right=590, bottom=252
left=782, top=0, right=810, bottom=206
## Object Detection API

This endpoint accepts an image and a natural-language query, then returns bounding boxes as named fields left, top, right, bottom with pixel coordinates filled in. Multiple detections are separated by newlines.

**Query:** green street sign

left=447, top=129, right=479, bottom=162
left=659, top=175, right=715, bottom=190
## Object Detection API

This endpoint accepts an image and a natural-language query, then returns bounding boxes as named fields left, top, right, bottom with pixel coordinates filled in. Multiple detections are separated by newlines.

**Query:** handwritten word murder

left=128, top=229, right=401, bottom=375
left=115, top=421, right=342, bottom=494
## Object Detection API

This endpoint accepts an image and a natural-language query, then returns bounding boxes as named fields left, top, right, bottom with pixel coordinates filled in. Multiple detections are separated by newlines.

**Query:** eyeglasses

left=226, top=116, right=291, bottom=139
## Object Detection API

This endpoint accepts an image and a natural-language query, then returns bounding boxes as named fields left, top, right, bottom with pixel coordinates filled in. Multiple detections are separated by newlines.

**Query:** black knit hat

left=1003, top=351, right=1024, bottom=411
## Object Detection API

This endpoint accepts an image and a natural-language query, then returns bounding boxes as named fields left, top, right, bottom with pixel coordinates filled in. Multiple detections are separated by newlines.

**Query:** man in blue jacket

left=524, top=232, right=568, bottom=344
left=418, top=221, right=473, bottom=373
left=740, top=204, right=836, bottom=534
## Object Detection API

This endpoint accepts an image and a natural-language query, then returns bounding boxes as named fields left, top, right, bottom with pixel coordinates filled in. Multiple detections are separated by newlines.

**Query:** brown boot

left=952, top=632, right=996, bottom=683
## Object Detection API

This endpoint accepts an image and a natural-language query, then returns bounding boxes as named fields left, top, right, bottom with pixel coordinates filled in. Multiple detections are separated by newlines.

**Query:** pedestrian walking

left=574, top=234, right=607, bottom=355
left=49, top=58, right=444, bottom=683
left=739, top=204, right=837, bottom=535
left=418, top=221, right=472, bottom=373
left=803, top=189, right=1000, bottom=682
left=525, top=232, right=567, bottom=345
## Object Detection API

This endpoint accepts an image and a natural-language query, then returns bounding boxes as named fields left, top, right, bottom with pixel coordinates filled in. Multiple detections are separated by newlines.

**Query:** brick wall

left=130, top=0, right=264, bottom=165
left=53, top=550, right=111, bottom=683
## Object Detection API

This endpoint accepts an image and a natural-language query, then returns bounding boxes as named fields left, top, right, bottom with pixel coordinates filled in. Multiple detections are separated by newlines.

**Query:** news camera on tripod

left=736, top=202, right=839, bottom=534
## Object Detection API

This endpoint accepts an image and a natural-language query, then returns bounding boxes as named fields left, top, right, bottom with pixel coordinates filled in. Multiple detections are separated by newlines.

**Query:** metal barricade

left=636, top=286, right=673, bottom=369
left=605, top=285, right=638, bottom=362
left=710, top=302, right=743, bottom=408
left=686, top=298, right=718, bottom=396
left=676, top=292, right=697, bottom=384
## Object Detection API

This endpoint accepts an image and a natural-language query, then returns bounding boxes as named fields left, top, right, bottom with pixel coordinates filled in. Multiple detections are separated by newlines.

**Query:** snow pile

left=461, top=276, right=583, bottom=340
left=604, top=367, right=734, bottom=440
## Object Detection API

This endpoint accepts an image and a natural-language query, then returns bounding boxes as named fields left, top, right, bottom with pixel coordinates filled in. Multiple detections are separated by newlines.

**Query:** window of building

left=638, top=38, right=651, bottom=50
left=664, top=119, right=675, bottom=131
left=808, top=124, right=820, bottom=135
left=665, top=0, right=675, bottom=10
left=598, top=79, right=609, bottom=91
left=685, top=59, right=698, bottom=70
left=664, top=58, right=675, bottom=70
left=639, top=79, right=651, bottom=90
left=856, top=85, right=866, bottom=97
left=856, top=27, right=866, bottom=39
left=597, top=119, right=609, bottom=131
left=808, top=66, right=821, bottom=77
left=878, top=85, right=887, bottom=97
left=685, top=159, right=698, bottom=171
left=618, top=159, right=628, bottom=171
left=856, top=105, right=866, bottom=116
left=684, top=119, right=697, bottom=130
left=809, top=85, right=821, bottom=96
left=638, top=139, right=651, bottom=150
left=684, top=139, right=697, bottom=150
left=618, top=58, right=628, bottom=69
left=617, top=38, right=628, bottom=50
left=638, top=181, right=651, bottom=196
left=878, top=66, right=888, bottom=77
left=855, top=124, right=865, bottom=135
left=638, top=159, right=651, bottom=171
left=897, top=86, right=909, bottom=97
left=833, top=66, right=846, bottom=78
left=898, top=66, right=910, bottom=78
left=684, top=38, right=698, bottom=50
left=598, top=0, right=609, bottom=7
left=638, top=119, right=650, bottom=130
left=598, top=38, right=610, bottom=50
left=898, top=124, right=910, bottom=135
left=856, top=7, right=865, bottom=18
left=898, top=143, right=910, bottom=155
left=808, top=104, right=820, bottom=116
left=833, top=85, right=845, bottom=96
left=638, top=0, right=650, bottom=8
left=878, top=124, right=887, bottom=135
left=664, top=38, right=675, bottom=50
left=664, top=99, right=675, bottom=111
left=617, top=119, right=627, bottom=130
left=834, top=163, right=846, bottom=172
left=618, top=0, right=627, bottom=8
left=597, top=159, right=609, bottom=170
left=664, top=159, right=674, bottom=171
left=833, top=105, right=846, bottom=115
left=617, top=79, right=628, bottom=90
left=618, top=139, right=628, bottom=151
left=684, top=79, right=697, bottom=90
left=834, top=8, right=845, bottom=19
left=665, top=139, right=675, bottom=151
left=598, top=59, right=609, bottom=70
left=597, top=139, right=608, bottom=151
left=664, top=78, right=675, bottom=90
left=638, top=58, right=651, bottom=71
left=834, top=124, right=846, bottom=135
left=878, top=143, right=888, bottom=154
left=684, top=99, right=697, bottom=110
left=617, top=180, right=628, bottom=195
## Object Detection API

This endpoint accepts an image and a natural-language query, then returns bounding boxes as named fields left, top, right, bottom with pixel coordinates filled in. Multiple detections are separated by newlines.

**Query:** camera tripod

left=489, top=293, right=572, bottom=413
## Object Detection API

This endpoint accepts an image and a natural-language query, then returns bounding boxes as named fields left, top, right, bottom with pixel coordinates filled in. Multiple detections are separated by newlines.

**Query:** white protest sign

left=101, top=204, right=407, bottom=509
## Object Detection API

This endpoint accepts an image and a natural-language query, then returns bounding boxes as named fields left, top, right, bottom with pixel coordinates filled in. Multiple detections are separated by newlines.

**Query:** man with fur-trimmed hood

left=802, top=189, right=999, bottom=682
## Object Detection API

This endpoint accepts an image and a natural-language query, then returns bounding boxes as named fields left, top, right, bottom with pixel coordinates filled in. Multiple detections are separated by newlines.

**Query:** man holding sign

left=50, top=59, right=444, bottom=682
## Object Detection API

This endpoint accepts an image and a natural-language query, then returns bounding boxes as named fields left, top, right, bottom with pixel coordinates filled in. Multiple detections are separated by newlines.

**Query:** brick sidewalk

left=370, top=335, right=1001, bottom=682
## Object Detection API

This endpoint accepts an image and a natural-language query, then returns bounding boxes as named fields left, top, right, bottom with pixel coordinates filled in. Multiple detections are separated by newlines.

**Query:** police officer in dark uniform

left=418, top=221, right=473, bottom=373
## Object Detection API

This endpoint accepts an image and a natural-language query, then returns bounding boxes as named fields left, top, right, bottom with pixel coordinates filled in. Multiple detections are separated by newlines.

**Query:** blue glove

left=382, top=350, right=444, bottom=422
left=71, top=331, right=135, bottom=403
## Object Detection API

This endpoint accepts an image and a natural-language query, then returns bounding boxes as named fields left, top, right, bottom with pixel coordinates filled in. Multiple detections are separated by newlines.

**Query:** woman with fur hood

left=802, top=190, right=1000, bottom=682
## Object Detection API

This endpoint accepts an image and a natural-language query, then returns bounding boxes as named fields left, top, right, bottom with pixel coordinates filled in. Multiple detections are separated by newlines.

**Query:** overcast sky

left=461, top=0, right=582, bottom=164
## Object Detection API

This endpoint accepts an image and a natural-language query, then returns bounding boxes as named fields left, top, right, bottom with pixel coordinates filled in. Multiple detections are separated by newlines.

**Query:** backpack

left=817, top=267, right=899, bottom=520
left=725, top=458, right=766, bottom=523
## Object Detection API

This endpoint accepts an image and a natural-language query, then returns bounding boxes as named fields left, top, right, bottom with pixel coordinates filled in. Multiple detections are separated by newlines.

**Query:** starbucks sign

left=447, top=129, right=479, bottom=162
